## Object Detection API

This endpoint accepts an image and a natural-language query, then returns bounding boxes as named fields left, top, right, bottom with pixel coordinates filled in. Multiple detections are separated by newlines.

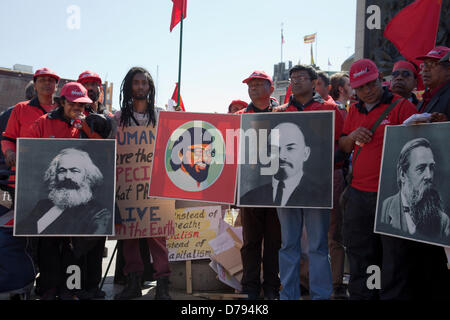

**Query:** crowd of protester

left=0, top=45, right=449, bottom=300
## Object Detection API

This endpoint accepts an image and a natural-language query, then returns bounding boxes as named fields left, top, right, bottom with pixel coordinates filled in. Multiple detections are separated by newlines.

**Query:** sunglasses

left=392, top=70, right=413, bottom=78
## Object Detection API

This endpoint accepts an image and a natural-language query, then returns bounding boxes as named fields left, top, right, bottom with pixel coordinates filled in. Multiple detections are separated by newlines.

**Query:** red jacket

left=1, top=97, right=56, bottom=153
left=25, top=107, right=82, bottom=139
left=279, top=93, right=344, bottom=143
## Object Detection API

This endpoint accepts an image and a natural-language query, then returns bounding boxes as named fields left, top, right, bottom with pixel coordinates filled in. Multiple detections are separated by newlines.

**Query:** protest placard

left=375, top=123, right=450, bottom=247
left=113, top=126, right=175, bottom=239
left=14, top=139, right=116, bottom=236
left=167, top=206, right=222, bottom=261
left=149, top=111, right=240, bottom=204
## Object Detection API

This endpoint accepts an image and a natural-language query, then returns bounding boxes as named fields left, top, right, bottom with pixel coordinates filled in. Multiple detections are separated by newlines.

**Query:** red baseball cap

left=60, top=82, right=93, bottom=103
left=77, top=70, right=102, bottom=85
left=230, top=100, right=248, bottom=108
left=393, top=61, right=418, bottom=77
left=242, top=70, right=273, bottom=85
left=349, top=59, right=379, bottom=89
left=416, top=46, right=450, bottom=61
left=33, top=67, right=60, bottom=82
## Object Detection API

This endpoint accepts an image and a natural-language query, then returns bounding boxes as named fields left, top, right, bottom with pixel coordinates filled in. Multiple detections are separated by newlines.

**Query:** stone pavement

left=100, top=240, right=206, bottom=300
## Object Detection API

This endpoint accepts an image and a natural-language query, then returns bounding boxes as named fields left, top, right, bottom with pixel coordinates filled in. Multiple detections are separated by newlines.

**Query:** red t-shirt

left=281, top=94, right=344, bottom=144
left=1, top=97, right=56, bottom=153
left=342, top=91, right=417, bottom=192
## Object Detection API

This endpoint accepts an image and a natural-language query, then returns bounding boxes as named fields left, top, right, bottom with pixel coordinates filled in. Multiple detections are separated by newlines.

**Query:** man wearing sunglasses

left=390, top=61, right=419, bottom=105
left=416, top=46, right=450, bottom=121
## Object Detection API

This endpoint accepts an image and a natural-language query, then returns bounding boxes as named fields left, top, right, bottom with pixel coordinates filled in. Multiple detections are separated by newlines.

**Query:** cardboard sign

left=112, top=126, right=175, bottom=239
left=149, top=111, right=241, bottom=204
left=167, top=206, right=221, bottom=261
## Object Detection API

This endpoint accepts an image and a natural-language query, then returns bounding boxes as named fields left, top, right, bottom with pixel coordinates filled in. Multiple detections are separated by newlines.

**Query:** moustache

left=55, top=179, right=80, bottom=190
left=279, top=159, right=293, bottom=168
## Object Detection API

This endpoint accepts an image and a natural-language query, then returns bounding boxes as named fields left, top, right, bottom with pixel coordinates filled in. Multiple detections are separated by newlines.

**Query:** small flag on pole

left=168, top=82, right=185, bottom=111
left=304, top=33, right=316, bottom=44
left=170, top=0, right=187, bottom=32
left=328, top=58, right=332, bottom=66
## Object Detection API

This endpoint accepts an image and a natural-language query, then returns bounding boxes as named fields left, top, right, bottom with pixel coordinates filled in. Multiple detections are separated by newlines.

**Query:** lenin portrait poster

left=237, top=111, right=334, bottom=208
left=14, top=138, right=116, bottom=236
left=374, top=123, right=450, bottom=248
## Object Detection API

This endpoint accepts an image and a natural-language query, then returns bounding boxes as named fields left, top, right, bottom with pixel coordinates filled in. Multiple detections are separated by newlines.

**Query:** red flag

left=284, top=84, right=292, bottom=104
left=384, top=0, right=441, bottom=65
left=170, top=0, right=187, bottom=32
left=170, top=82, right=185, bottom=111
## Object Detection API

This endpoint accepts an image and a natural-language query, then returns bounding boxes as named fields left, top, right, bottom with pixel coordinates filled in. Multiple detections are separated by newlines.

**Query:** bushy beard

left=183, top=163, right=209, bottom=183
left=409, top=188, right=444, bottom=237
left=48, top=179, right=93, bottom=210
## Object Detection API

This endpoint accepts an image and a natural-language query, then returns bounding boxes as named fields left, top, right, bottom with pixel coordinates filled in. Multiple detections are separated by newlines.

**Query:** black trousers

left=240, top=207, right=281, bottom=294
left=37, top=237, right=74, bottom=293
left=342, top=187, right=382, bottom=300
left=381, top=236, right=450, bottom=300
left=74, top=237, right=106, bottom=290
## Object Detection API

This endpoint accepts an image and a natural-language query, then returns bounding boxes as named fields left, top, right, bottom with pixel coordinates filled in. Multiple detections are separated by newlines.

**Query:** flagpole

left=281, top=23, right=283, bottom=63
left=315, top=32, right=318, bottom=67
left=177, top=12, right=184, bottom=109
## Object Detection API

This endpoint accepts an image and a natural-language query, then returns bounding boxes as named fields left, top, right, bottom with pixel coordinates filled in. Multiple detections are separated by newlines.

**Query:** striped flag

left=304, top=33, right=316, bottom=44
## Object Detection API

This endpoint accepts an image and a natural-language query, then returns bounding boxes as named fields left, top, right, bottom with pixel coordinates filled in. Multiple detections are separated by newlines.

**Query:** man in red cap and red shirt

left=416, top=46, right=450, bottom=121
left=2, top=67, right=59, bottom=169
left=235, top=70, right=281, bottom=300
left=382, top=46, right=450, bottom=300
left=273, top=64, right=344, bottom=300
left=78, top=70, right=109, bottom=116
left=390, top=61, right=419, bottom=105
left=338, top=59, right=417, bottom=300
left=77, top=70, right=115, bottom=139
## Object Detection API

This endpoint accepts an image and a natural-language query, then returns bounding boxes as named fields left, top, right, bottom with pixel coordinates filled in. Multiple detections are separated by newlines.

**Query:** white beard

left=48, top=185, right=93, bottom=210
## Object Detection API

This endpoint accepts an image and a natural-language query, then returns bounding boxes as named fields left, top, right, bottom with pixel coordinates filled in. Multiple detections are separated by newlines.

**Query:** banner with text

left=112, top=126, right=175, bottom=239
left=167, top=206, right=221, bottom=261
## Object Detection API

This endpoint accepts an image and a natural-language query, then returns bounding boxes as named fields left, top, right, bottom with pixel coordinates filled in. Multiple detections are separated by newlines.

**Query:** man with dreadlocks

left=113, top=67, right=172, bottom=300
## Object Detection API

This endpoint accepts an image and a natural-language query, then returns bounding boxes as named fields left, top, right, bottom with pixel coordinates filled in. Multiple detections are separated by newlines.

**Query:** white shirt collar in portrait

left=272, top=171, right=303, bottom=206
left=37, top=206, right=64, bottom=234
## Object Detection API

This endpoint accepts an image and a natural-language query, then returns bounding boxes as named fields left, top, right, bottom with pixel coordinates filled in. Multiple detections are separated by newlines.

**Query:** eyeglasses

left=189, top=147, right=215, bottom=158
left=392, top=70, right=412, bottom=78
left=420, top=61, right=439, bottom=70
left=290, top=75, right=311, bottom=82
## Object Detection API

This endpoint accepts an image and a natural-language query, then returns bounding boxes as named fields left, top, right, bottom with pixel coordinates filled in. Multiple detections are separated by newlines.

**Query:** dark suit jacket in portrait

left=380, top=192, right=450, bottom=243
left=239, top=174, right=326, bottom=207
left=16, top=199, right=112, bottom=235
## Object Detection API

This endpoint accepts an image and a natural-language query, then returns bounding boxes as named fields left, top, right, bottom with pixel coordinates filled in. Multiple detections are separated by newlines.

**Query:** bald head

left=270, top=122, right=310, bottom=180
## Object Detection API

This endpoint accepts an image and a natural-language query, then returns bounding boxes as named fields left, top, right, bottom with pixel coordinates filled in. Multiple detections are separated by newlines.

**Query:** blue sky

left=0, top=0, right=356, bottom=113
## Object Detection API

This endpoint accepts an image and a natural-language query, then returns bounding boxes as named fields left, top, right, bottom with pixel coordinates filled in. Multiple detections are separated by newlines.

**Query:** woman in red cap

left=24, top=82, right=111, bottom=300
